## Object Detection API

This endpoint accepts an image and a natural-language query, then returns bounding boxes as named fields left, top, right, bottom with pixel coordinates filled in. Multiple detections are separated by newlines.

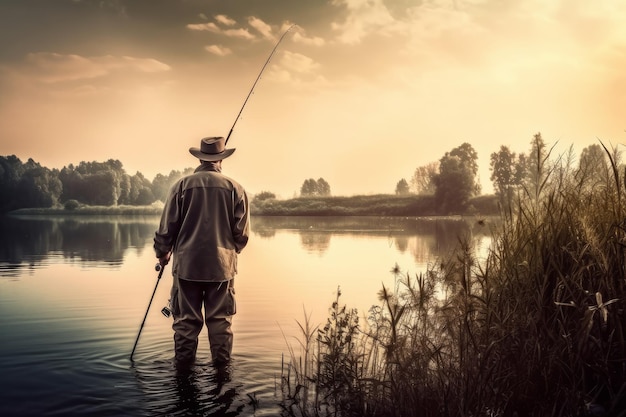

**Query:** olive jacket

left=154, top=163, right=250, bottom=282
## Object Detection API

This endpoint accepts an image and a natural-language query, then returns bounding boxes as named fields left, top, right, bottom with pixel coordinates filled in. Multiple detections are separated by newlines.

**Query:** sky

left=0, top=0, right=624, bottom=198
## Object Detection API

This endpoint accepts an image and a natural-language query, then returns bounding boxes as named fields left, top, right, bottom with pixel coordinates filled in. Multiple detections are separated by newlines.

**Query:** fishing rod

left=130, top=262, right=166, bottom=361
left=225, top=24, right=296, bottom=145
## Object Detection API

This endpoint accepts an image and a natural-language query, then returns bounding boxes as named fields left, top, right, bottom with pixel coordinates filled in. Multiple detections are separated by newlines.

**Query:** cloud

left=205, top=45, right=232, bottom=56
left=186, top=22, right=220, bottom=32
left=292, top=28, right=325, bottom=46
left=18, top=52, right=170, bottom=83
left=279, top=51, right=320, bottom=74
left=265, top=51, right=328, bottom=87
left=330, top=0, right=397, bottom=44
left=215, top=14, right=236, bottom=26
left=248, top=17, right=275, bottom=40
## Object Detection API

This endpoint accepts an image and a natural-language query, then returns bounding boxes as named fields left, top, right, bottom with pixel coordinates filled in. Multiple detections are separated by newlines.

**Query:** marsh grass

left=279, top=143, right=626, bottom=416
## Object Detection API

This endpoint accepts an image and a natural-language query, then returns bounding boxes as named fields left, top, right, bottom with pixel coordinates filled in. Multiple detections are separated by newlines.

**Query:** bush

left=64, top=199, right=80, bottom=211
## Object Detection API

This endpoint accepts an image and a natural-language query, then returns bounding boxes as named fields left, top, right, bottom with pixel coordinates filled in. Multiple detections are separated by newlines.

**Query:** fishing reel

left=161, top=301, right=172, bottom=318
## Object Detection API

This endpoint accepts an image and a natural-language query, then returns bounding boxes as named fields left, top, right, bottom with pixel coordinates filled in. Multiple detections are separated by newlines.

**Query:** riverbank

left=8, top=194, right=500, bottom=217
left=252, top=194, right=499, bottom=216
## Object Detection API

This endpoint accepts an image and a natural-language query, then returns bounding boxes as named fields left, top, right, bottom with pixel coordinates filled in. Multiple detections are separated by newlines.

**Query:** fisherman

left=153, top=136, right=250, bottom=371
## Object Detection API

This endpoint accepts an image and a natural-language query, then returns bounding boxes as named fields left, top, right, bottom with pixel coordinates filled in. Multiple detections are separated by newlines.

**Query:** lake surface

left=0, top=214, right=492, bottom=416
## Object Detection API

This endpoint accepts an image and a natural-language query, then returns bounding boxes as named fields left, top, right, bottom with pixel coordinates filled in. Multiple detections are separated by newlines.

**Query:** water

left=0, top=214, right=492, bottom=416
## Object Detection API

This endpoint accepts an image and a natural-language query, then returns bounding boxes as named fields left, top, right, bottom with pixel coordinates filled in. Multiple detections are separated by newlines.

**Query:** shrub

left=64, top=199, right=80, bottom=211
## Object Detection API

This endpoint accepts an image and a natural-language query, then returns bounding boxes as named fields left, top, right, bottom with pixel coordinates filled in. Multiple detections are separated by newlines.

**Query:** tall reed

left=279, top=142, right=626, bottom=416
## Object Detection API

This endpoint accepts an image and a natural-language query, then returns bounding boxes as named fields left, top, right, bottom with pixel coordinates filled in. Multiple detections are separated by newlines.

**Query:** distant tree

left=490, top=145, right=528, bottom=207
left=433, top=146, right=476, bottom=213
left=576, top=143, right=609, bottom=191
left=0, top=156, right=62, bottom=212
left=411, top=162, right=438, bottom=195
left=301, top=178, right=318, bottom=197
left=395, top=178, right=410, bottom=195
left=60, top=159, right=128, bottom=206
left=300, top=178, right=331, bottom=197
left=128, top=172, right=154, bottom=205
left=19, top=159, right=62, bottom=208
left=254, top=191, right=277, bottom=202
left=0, top=155, right=26, bottom=211
left=449, top=142, right=481, bottom=195
left=317, top=178, right=331, bottom=196
left=151, top=169, right=188, bottom=202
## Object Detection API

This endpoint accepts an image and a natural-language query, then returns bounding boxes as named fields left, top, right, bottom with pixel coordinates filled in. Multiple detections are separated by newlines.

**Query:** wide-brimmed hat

left=189, top=137, right=236, bottom=161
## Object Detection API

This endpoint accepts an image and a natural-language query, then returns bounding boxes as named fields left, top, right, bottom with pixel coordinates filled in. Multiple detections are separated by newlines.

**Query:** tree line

left=0, top=156, right=195, bottom=213
left=395, top=133, right=613, bottom=213
left=1, top=132, right=611, bottom=214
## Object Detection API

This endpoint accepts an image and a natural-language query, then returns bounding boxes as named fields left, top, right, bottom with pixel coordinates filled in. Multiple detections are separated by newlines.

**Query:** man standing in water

left=154, top=136, right=250, bottom=371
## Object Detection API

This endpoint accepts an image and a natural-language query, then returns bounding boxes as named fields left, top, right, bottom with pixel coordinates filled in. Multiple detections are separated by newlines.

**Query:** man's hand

left=158, top=251, right=172, bottom=267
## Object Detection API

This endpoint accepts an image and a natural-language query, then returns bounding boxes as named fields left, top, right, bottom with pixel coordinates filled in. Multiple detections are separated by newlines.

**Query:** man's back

left=154, top=164, right=249, bottom=282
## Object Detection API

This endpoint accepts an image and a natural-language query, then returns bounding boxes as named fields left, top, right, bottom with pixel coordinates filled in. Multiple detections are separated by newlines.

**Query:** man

left=154, top=136, right=250, bottom=370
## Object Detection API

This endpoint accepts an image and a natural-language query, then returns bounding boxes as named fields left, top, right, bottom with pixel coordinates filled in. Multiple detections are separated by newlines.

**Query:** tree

left=301, top=178, right=318, bottom=197
left=449, top=142, right=481, bottom=195
left=395, top=178, right=410, bottom=195
left=0, top=155, right=26, bottom=212
left=0, top=156, right=62, bottom=212
left=317, top=178, right=331, bottom=196
left=489, top=145, right=529, bottom=207
left=433, top=144, right=479, bottom=213
left=128, top=172, right=154, bottom=205
left=59, top=159, right=128, bottom=206
left=576, top=143, right=609, bottom=191
left=19, top=159, right=62, bottom=208
left=411, top=162, right=438, bottom=195
left=300, top=178, right=331, bottom=197
left=254, top=191, right=277, bottom=202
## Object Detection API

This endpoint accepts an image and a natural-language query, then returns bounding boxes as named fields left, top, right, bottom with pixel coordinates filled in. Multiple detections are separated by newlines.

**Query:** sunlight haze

left=0, top=0, right=624, bottom=197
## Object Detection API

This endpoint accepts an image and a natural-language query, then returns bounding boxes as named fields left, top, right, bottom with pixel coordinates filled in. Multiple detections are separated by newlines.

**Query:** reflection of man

left=154, top=137, right=250, bottom=370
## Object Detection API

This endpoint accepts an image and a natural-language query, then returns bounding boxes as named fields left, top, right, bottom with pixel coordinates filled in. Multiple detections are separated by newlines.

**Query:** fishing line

left=225, top=24, right=296, bottom=145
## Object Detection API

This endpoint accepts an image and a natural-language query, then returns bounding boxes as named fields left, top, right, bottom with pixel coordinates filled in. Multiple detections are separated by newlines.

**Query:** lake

left=0, top=214, right=492, bottom=416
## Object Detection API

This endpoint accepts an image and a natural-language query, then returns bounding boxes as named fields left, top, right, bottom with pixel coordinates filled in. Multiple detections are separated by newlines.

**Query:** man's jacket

left=154, top=164, right=249, bottom=282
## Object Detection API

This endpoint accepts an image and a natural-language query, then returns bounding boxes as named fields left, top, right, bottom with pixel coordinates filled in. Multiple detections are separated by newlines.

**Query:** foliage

left=254, top=191, right=277, bottom=201
left=433, top=142, right=480, bottom=213
left=0, top=156, right=62, bottom=212
left=280, top=142, right=626, bottom=417
left=301, top=178, right=332, bottom=197
left=251, top=194, right=498, bottom=216
left=410, top=162, right=438, bottom=195
left=64, top=199, right=80, bottom=210
left=395, top=178, right=410, bottom=195
left=489, top=145, right=526, bottom=209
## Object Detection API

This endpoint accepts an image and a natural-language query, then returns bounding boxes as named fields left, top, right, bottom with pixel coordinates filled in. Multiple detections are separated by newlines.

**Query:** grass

left=252, top=194, right=499, bottom=217
left=278, top=143, right=626, bottom=417
left=9, top=203, right=164, bottom=216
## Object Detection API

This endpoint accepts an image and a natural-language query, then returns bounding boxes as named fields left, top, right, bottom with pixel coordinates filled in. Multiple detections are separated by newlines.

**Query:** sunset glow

left=1, top=0, right=624, bottom=197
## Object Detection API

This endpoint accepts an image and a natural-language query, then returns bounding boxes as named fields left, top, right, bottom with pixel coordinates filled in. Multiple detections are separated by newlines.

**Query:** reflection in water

left=0, top=214, right=496, bottom=416
left=0, top=214, right=494, bottom=275
left=299, top=231, right=331, bottom=254
left=252, top=215, right=493, bottom=262
left=0, top=214, right=158, bottom=275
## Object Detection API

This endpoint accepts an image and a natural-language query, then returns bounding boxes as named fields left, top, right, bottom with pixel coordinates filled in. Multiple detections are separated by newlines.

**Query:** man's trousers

left=170, top=276, right=236, bottom=366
